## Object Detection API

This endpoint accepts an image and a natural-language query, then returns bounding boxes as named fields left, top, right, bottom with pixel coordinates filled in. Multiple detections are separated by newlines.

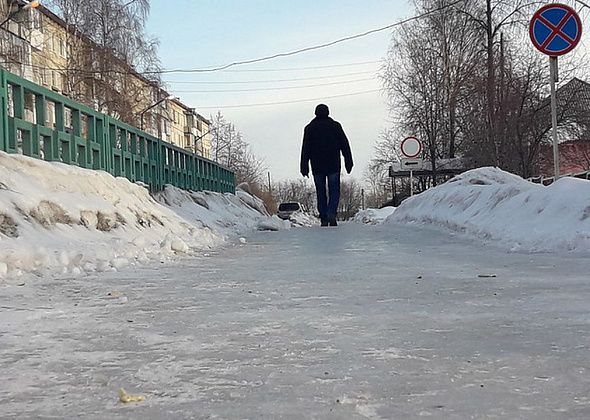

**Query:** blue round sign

left=530, top=3, right=582, bottom=56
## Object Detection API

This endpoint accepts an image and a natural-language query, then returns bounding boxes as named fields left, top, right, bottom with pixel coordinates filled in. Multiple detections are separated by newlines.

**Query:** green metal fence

left=0, top=69, right=235, bottom=193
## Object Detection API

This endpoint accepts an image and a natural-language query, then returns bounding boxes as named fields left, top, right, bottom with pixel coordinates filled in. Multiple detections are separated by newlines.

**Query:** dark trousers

left=313, top=172, right=340, bottom=221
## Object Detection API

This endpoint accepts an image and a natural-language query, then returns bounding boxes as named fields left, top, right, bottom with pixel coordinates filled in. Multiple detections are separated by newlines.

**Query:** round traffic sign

left=401, top=137, right=422, bottom=158
left=530, top=3, right=582, bottom=57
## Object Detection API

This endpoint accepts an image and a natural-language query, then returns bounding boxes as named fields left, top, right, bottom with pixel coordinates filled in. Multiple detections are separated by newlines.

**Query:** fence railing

left=527, top=170, right=590, bottom=185
left=0, top=69, right=235, bottom=193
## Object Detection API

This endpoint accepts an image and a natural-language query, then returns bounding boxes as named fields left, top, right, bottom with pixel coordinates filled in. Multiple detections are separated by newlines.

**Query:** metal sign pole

left=410, top=170, right=414, bottom=196
left=550, top=56, right=560, bottom=180
left=530, top=4, right=581, bottom=182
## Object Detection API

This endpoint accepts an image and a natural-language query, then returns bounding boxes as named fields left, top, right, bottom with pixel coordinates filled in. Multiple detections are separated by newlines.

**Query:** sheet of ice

left=1, top=223, right=589, bottom=418
left=0, top=152, right=284, bottom=279
left=386, top=167, right=590, bottom=253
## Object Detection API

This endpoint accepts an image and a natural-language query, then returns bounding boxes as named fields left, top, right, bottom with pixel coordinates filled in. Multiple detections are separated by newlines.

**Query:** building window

left=42, top=69, right=48, bottom=86
left=64, top=107, right=73, bottom=133
left=45, top=100, right=56, bottom=128
left=81, top=114, right=89, bottom=139
left=24, top=92, right=35, bottom=123
left=59, top=39, right=66, bottom=58
left=32, top=10, right=42, bottom=30
left=114, top=77, right=122, bottom=93
left=7, top=85, right=13, bottom=117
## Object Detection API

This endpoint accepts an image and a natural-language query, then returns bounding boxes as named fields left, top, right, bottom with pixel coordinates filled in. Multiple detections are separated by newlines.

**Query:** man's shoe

left=320, top=219, right=328, bottom=227
left=329, top=218, right=337, bottom=227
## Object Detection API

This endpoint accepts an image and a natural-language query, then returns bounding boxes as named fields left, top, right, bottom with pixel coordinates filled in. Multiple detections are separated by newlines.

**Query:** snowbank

left=289, top=211, right=318, bottom=227
left=153, top=185, right=290, bottom=235
left=352, top=207, right=396, bottom=225
left=0, top=152, right=285, bottom=279
left=386, top=167, right=590, bottom=253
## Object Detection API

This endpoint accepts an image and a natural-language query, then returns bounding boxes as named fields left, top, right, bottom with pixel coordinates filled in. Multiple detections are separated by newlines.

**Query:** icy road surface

left=1, top=223, right=590, bottom=419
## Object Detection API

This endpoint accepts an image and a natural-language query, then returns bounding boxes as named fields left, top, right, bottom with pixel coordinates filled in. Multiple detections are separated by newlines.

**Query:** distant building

left=539, top=140, right=590, bottom=176
left=0, top=0, right=34, bottom=80
left=0, top=0, right=212, bottom=158
left=537, top=78, right=590, bottom=176
left=165, top=99, right=211, bottom=159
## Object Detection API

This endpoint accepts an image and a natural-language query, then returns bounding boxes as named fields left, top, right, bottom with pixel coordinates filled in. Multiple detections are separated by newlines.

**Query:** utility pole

left=267, top=171, right=272, bottom=194
left=361, top=189, right=365, bottom=210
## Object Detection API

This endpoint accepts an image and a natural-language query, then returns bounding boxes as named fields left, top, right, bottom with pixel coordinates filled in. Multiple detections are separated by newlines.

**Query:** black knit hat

left=315, top=104, right=329, bottom=117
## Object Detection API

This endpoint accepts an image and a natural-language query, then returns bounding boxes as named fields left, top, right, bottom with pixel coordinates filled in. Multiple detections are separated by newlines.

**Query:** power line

left=146, top=0, right=463, bottom=75
left=163, top=70, right=378, bottom=85
left=170, top=77, right=375, bottom=93
left=223, top=60, right=382, bottom=72
left=0, top=1, right=460, bottom=78
left=195, top=89, right=381, bottom=109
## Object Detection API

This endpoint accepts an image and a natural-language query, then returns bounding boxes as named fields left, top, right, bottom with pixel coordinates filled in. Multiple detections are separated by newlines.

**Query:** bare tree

left=273, top=178, right=316, bottom=214
left=458, top=0, right=538, bottom=165
left=209, top=110, right=267, bottom=187
left=45, top=0, right=162, bottom=125
left=338, top=178, right=363, bottom=220
left=0, top=2, right=36, bottom=78
left=382, top=0, right=480, bottom=183
left=364, top=127, right=403, bottom=206
left=363, top=163, right=390, bottom=208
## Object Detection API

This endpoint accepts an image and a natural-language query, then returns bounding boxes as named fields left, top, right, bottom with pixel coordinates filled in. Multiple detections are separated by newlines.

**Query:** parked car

left=277, top=202, right=306, bottom=220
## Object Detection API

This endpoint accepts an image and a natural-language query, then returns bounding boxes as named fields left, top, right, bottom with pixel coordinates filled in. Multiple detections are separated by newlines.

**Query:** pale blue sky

left=146, top=1, right=412, bottom=181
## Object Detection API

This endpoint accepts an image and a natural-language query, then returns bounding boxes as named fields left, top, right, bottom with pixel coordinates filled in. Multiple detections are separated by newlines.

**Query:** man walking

left=300, top=104, right=353, bottom=227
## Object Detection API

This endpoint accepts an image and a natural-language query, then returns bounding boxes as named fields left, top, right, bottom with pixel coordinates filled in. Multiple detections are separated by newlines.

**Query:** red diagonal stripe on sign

left=538, top=10, right=576, bottom=49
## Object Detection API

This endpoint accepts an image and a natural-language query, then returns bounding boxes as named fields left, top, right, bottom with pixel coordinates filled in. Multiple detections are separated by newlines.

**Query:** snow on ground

left=352, top=206, right=396, bottom=225
left=153, top=185, right=289, bottom=236
left=0, top=152, right=287, bottom=280
left=289, top=210, right=318, bottom=227
left=382, top=167, right=590, bottom=253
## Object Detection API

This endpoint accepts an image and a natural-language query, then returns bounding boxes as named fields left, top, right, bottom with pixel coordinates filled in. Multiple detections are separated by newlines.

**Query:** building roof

left=541, top=77, right=590, bottom=123
left=169, top=99, right=210, bottom=124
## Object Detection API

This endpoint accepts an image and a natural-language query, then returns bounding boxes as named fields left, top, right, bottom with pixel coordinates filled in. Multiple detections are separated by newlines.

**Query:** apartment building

left=0, top=0, right=34, bottom=80
left=29, top=6, right=67, bottom=93
left=0, top=0, right=212, bottom=159
left=168, top=98, right=212, bottom=159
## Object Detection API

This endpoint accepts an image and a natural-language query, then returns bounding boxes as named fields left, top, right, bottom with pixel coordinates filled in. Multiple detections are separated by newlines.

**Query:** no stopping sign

left=530, top=3, right=582, bottom=56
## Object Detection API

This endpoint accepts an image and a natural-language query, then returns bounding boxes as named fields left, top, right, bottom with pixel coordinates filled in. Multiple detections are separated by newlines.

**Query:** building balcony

left=184, top=126, right=200, bottom=137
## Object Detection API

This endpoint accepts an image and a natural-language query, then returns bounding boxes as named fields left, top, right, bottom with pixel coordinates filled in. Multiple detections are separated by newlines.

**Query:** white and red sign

left=400, top=136, right=422, bottom=158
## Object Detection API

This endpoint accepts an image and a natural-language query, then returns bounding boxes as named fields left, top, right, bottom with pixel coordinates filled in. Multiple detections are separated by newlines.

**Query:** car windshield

left=278, top=203, right=301, bottom=212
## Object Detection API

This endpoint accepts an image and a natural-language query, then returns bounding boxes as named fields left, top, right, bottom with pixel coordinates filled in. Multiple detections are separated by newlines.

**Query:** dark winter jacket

left=300, top=116, right=353, bottom=176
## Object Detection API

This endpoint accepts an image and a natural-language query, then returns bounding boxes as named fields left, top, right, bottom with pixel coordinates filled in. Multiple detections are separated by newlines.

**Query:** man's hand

left=301, top=171, right=309, bottom=178
left=345, top=163, right=353, bottom=174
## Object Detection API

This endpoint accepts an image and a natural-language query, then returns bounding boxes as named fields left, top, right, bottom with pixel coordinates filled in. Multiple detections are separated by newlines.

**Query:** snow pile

left=386, top=167, right=590, bottom=253
left=153, top=185, right=290, bottom=235
left=289, top=211, right=318, bottom=227
left=352, top=207, right=396, bottom=225
left=0, top=152, right=284, bottom=279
